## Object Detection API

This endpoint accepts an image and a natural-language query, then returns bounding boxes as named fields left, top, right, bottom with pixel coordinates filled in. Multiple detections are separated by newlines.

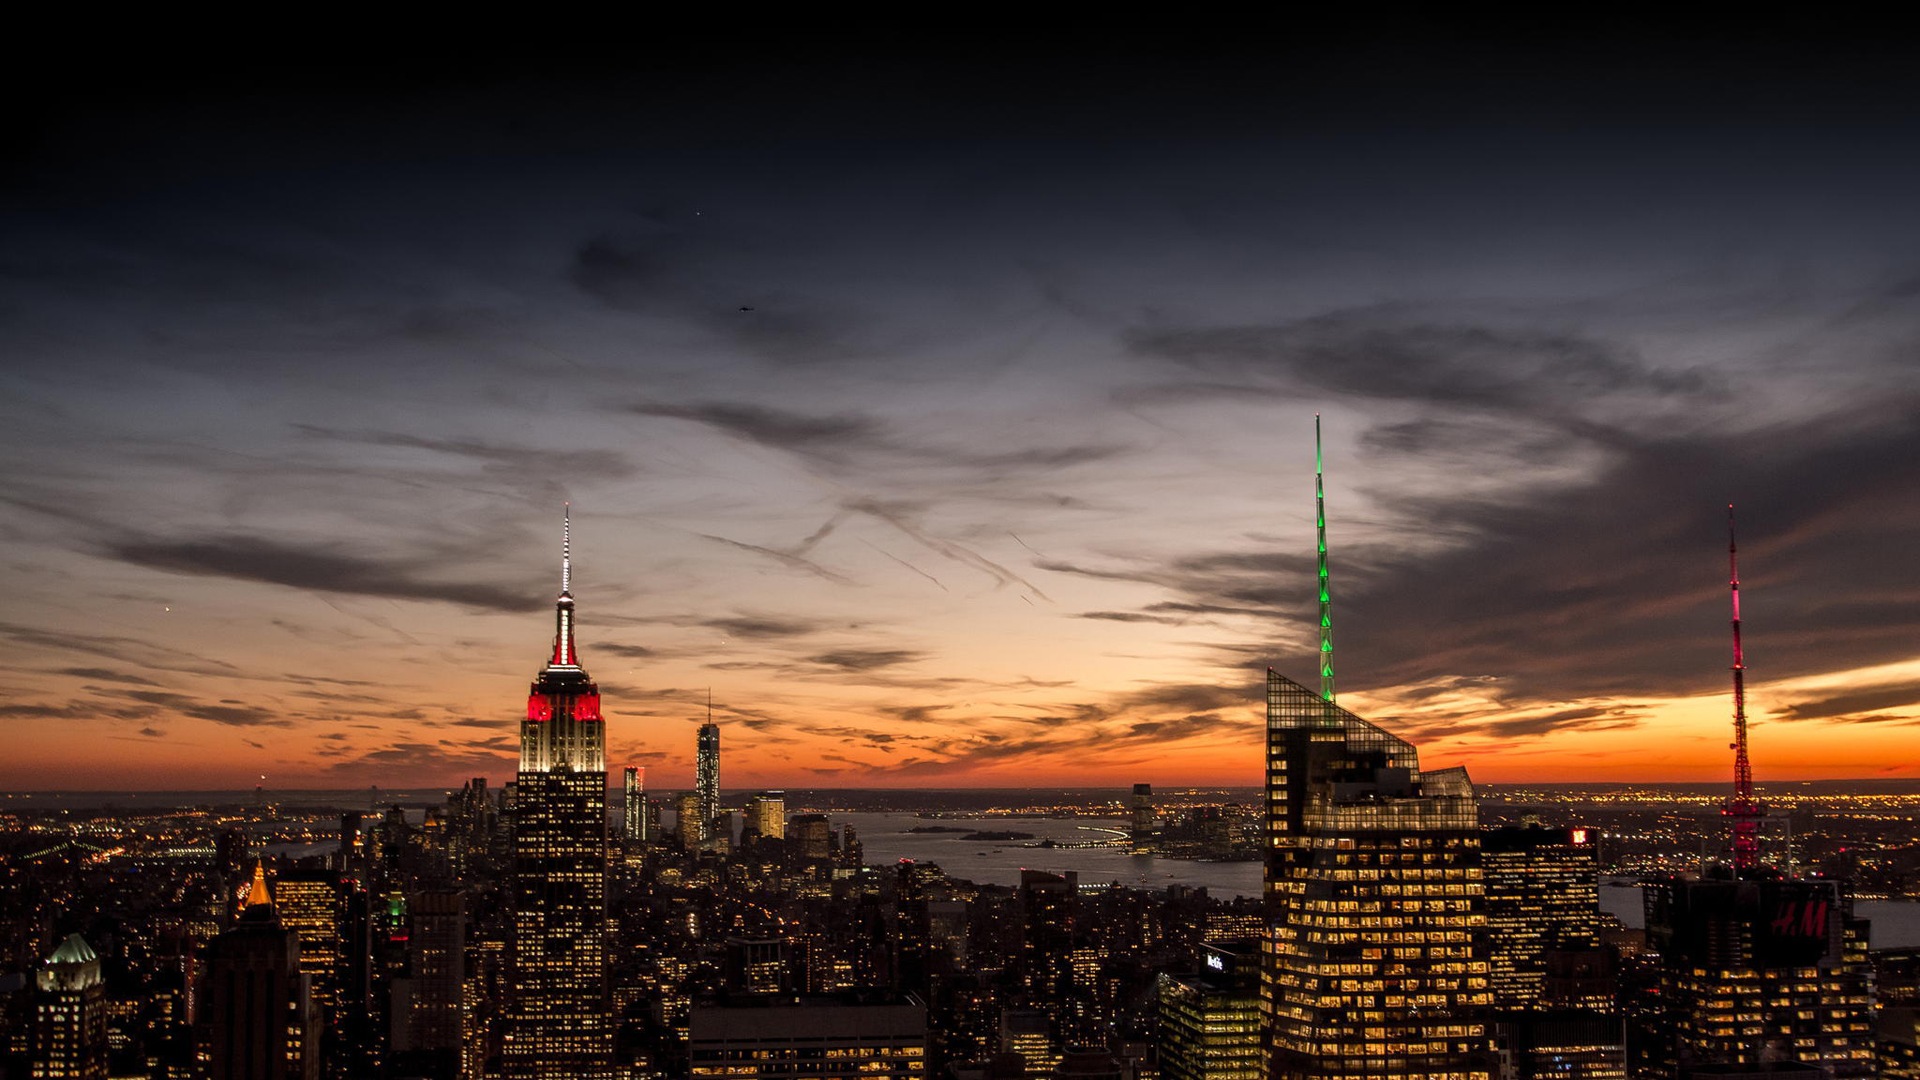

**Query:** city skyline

left=5, top=30, right=1920, bottom=790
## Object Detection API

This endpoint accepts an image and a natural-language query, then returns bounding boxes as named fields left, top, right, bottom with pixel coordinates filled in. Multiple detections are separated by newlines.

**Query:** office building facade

left=1262, top=670, right=1494, bottom=1080
left=1159, top=940, right=1262, bottom=1080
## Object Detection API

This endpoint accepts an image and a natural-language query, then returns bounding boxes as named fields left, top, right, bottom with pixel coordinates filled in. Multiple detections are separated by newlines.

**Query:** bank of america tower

left=505, top=508, right=612, bottom=1078
left=1262, top=420, right=1493, bottom=1080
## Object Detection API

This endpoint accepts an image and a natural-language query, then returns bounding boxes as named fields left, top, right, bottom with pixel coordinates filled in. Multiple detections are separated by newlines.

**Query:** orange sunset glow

left=7, top=40, right=1920, bottom=793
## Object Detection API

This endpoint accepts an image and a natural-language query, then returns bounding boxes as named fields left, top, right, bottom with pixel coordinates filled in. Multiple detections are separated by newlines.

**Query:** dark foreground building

left=686, top=993, right=927, bottom=1078
left=198, top=865, right=320, bottom=1080
left=1639, top=874, right=1873, bottom=1080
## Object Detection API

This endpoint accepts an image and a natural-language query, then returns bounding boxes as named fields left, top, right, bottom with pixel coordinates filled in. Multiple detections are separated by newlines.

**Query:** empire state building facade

left=506, top=510, right=612, bottom=1078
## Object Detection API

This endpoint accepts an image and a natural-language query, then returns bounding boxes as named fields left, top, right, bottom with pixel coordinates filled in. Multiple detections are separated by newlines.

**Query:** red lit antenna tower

left=1722, top=504, right=1764, bottom=871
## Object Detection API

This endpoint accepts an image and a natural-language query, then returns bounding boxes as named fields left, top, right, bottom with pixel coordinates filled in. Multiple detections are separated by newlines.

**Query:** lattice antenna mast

left=1723, top=503, right=1764, bottom=871
left=1316, top=414, right=1335, bottom=704
left=549, top=503, right=580, bottom=668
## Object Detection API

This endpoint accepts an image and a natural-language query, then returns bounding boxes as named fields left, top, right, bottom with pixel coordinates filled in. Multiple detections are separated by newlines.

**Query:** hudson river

left=846, top=812, right=1920, bottom=949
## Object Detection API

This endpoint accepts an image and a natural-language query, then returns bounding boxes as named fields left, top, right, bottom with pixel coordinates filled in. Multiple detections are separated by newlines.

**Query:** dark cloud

left=1124, top=714, right=1241, bottom=741
left=633, top=400, right=1125, bottom=485
left=57, top=667, right=162, bottom=685
left=324, top=739, right=516, bottom=777
left=1776, top=683, right=1920, bottom=723
left=595, top=643, right=658, bottom=658
left=282, top=673, right=378, bottom=687
left=1039, top=552, right=1310, bottom=617
left=1074, top=611, right=1186, bottom=624
left=118, top=689, right=288, bottom=728
left=1359, top=417, right=1585, bottom=465
left=1118, top=682, right=1259, bottom=714
left=103, top=535, right=539, bottom=612
left=823, top=677, right=1262, bottom=778
left=1473, top=706, right=1645, bottom=739
left=0, top=702, right=97, bottom=719
left=705, top=616, right=825, bottom=640
left=807, top=649, right=924, bottom=672
left=0, top=620, right=237, bottom=678
left=881, top=705, right=949, bottom=724
left=1127, top=307, right=1721, bottom=417
left=633, top=402, right=887, bottom=456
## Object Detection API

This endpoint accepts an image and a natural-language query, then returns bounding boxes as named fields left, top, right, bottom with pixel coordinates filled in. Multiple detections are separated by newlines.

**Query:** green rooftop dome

left=47, top=933, right=96, bottom=966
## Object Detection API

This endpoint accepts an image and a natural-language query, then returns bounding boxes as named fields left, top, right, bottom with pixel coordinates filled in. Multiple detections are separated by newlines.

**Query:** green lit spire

left=1316, top=414, right=1335, bottom=704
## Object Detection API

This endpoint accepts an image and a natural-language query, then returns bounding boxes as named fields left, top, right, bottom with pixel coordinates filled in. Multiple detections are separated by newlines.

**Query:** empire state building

left=505, top=508, right=612, bottom=1079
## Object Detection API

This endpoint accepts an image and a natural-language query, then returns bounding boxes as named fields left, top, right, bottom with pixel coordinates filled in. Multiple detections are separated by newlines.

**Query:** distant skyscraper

left=1482, top=825, right=1623, bottom=1080
left=676, top=792, right=706, bottom=850
left=272, top=871, right=342, bottom=1058
left=198, top=864, right=321, bottom=1080
left=1018, top=870, right=1077, bottom=1036
left=696, top=719, right=721, bottom=840
left=1481, top=825, right=1603, bottom=1010
left=505, top=509, right=611, bottom=1079
left=1130, top=783, right=1154, bottom=837
left=1000, top=1007, right=1062, bottom=1078
left=1158, top=940, right=1261, bottom=1080
left=624, top=766, right=647, bottom=843
left=790, top=814, right=831, bottom=860
left=33, top=933, right=106, bottom=1080
left=390, top=888, right=466, bottom=1079
left=338, top=812, right=362, bottom=873
left=750, top=792, right=786, bottom=842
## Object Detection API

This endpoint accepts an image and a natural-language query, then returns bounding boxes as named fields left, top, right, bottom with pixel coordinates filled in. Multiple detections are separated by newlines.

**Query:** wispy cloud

left=102, top=535, right=538, bottom=612
left=294, top=426, right=637, bottom=482
left=113, top=689, right=289, bottom=727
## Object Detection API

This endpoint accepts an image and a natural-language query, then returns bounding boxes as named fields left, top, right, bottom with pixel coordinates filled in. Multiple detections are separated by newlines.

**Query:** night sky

left=5, top=25, right=1918, bottom=790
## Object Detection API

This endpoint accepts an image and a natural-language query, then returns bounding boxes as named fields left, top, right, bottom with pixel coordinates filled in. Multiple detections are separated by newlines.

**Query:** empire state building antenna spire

left=550, top=504, right=579, bottom=669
